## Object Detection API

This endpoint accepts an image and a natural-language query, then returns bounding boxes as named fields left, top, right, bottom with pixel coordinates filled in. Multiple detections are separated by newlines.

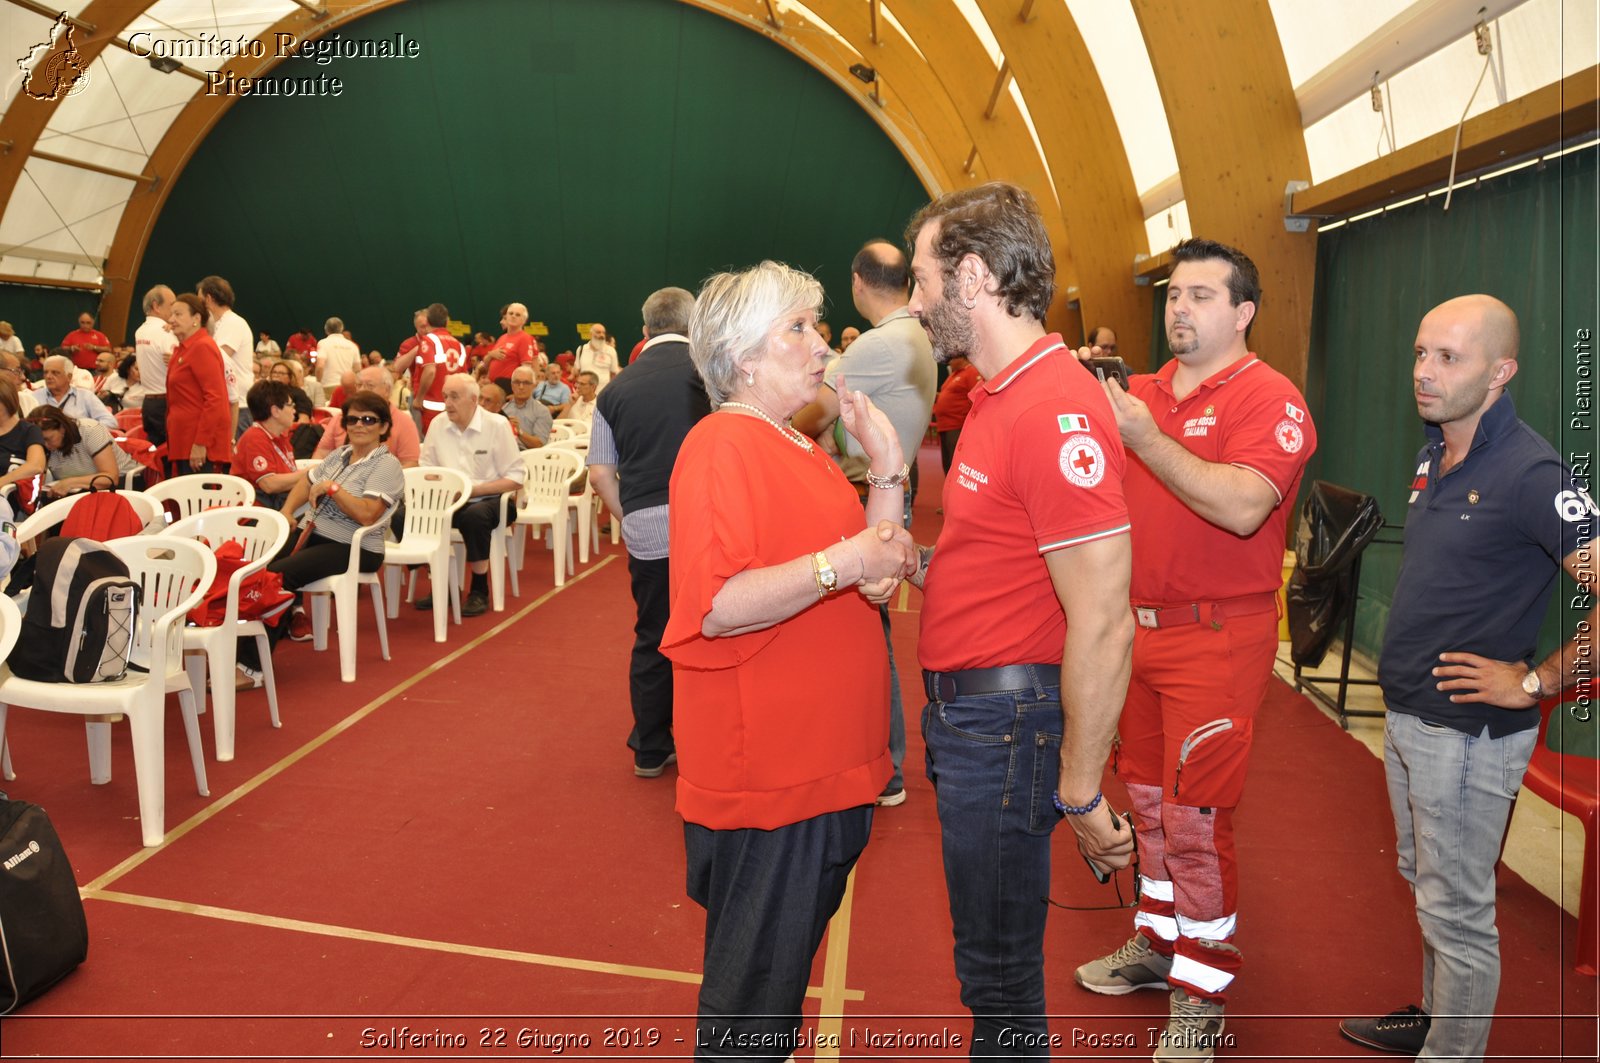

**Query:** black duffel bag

left=0, top=792, right=88, bottom=1013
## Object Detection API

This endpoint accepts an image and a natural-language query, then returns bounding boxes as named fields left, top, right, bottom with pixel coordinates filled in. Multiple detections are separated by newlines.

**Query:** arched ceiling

left=0, top=0, right=1594, bottom=377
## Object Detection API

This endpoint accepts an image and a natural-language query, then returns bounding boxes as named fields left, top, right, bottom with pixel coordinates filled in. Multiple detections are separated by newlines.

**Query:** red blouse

left=663, top=414, right=891, bottom=830
left=166, top=332, right=233, bottom=463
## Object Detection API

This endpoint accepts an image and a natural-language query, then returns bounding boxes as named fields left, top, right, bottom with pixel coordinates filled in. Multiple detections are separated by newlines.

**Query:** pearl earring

left=746, top=371, right=755, bottom=386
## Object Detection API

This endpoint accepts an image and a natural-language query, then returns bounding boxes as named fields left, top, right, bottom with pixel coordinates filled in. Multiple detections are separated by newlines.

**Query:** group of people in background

left=0, top=179, right=1586, bottom=1063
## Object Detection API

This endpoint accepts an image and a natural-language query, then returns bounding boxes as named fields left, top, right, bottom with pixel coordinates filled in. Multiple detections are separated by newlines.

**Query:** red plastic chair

left=116, top=407, right=144, bottom=432
left=1526, top=686, right=1600, bottom=975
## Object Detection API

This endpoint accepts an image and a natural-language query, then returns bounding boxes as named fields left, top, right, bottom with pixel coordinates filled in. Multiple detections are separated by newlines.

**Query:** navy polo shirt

left=1380, top=394, right=1596, bottom=737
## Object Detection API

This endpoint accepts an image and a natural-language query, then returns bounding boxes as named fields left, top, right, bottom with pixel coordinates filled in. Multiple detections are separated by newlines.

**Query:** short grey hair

left=441, top=373, right=479, bottom=399
left=43, top=354, right=74, bottom=374
left=641, top=287, right=694, bottom=335
left=324, top=316, right=344, bottom=336
left=689, top=261, right=823, bottom=406
left=142, top=284, right=173, bottom=315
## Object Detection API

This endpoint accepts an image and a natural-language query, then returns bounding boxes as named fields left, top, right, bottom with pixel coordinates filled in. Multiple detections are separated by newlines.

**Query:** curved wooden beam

left=0, top=0, right=155, bottom=289
left=1133, top=0, right=1316, bottom=387
left=975, top=0, right=1152, bottom=364
left=864, top=0, right=1080, bottom=336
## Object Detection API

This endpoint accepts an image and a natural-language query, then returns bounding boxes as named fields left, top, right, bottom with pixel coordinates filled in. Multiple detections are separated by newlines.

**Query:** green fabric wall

left=134, top=0, right=928, bottom=357
left=0, top=282, right=105, bottom=361
left=1304, top=146, right=1599, bottom=662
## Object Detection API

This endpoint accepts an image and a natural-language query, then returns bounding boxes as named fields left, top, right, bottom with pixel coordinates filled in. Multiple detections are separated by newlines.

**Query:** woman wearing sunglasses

left=235, top=391, right=405, bottom=685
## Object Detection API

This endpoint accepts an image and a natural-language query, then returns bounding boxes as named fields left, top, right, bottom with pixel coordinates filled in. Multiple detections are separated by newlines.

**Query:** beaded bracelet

left=1052, top=790, right=1103, bottom=817
left=865, top=462, right=910, bottom=490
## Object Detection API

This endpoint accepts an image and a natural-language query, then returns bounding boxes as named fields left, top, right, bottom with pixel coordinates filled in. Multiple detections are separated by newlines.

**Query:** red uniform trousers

left=1115, top=597, right=1278, bottom=1003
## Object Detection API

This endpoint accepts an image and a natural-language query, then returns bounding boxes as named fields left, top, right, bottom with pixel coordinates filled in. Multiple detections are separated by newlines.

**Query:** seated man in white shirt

left=418, top=374, right=523, bottom=617
left=33, top=354, right=117, bottom=430
left=557, top=370, right=599, bottom=425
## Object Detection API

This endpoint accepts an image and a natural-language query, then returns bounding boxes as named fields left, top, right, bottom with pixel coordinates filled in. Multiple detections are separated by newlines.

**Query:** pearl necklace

left=720, top=401, right=814, bottom=453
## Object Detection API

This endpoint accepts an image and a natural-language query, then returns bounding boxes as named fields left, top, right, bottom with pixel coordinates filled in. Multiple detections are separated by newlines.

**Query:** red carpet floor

left=4, top=443, right=1596, bottom=1060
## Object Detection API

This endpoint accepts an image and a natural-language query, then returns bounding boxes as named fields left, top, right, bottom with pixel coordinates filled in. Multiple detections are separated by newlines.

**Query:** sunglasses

left=346, top=414, right=383, bottom=426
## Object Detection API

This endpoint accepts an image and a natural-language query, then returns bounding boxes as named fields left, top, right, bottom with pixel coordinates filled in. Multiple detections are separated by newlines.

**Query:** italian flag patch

left=1057, top=413, right=1091, bottom=433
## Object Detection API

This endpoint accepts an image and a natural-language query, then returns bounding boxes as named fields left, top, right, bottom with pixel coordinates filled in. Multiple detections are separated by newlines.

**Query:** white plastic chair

left=13, top=489, right=161, bottom=545
left=552, top=417, right=590, bottom=438
left=300, top=516, right=392, bottom=683
left=549, top=439, right=601, bottom=564
left=295, top=458, right=319, bottom=471
left=0, top=535, right=216, bottom=847
left=383, top=467, right=469, bottom=643
left=169, top=507, right=290, bottom=762
left=145, top=473, right=254, bottom=525
left=0, top=595, right=21, bottom=784
left=547, top=423, right=575, bottom=444
left=510, top=449, right=584, bottom=589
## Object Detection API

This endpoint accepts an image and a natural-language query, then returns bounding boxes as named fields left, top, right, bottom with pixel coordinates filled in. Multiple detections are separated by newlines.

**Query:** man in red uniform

left=392, top=308, right=430, bottom=432
left=482, top=302, right=535, bottom=391
left=397, top=304, right=462, bottom=432
left=906, top=181, right=1136, bottom=1055
left=1072, top=238, right=1316, bottom=1061
left=61, top=311, right=110, bottom=371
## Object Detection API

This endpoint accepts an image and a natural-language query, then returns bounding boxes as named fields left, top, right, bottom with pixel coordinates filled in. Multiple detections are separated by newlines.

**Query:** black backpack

left=8, top=537, right=140, bottom=683
left=0, top=792, right=88, bottom=1013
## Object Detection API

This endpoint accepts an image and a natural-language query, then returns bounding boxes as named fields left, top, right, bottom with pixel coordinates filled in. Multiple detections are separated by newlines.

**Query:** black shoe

left=461, top=591, right=489, bottom=617
left=413, top=594, right=433, bottom=611
left=1339, top=1005, right=1430, bottom=1055
left=634, top=752, right=677, bottom=778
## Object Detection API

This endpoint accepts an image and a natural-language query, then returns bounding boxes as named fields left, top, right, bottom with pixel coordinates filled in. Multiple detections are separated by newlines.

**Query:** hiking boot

left=1339, top=1005, right=1430, bottom=1055
left=1153, top=988, right=1227, bottom=1061
left=1074, top=934, right=1173, bottom=995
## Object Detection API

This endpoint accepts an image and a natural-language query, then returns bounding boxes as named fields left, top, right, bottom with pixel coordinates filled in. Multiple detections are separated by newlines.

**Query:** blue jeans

left=922, top=670, right=1063, bottom=1059
left=1384, top=709, right=1538, bottom=1062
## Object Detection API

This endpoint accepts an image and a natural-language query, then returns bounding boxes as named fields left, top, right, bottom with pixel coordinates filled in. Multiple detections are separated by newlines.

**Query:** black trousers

left=626, top=554, right=673, bottom=759
left=940, top=428, right=963, bottom=474
left=140, top=395, right=168, bottom=448
left=686, top=805, right=873, bottom=1060
left=237, top=532, right=383, bottom=670
left=452, top=496, right=504, bottom=564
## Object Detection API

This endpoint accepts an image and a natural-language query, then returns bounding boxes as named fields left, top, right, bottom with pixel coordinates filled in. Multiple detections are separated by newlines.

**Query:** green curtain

left=135, top=0, right=927, bottom=359
left=1305, top=146, right=1598, bottom=750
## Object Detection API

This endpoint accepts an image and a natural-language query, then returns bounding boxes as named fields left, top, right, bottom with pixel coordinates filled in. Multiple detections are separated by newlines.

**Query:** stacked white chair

left=510, top=448, right=584, bottom=588
left=169, top=507, right=290, bottom=762
left=383, top=467, right=470, bottom=643
left=0, top=535, right=216, bottom=847
left=548, top=439, right=601, bottom=565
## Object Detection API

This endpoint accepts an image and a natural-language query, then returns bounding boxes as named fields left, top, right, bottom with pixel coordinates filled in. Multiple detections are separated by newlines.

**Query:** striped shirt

left=304, top=443, right=405, bottom=548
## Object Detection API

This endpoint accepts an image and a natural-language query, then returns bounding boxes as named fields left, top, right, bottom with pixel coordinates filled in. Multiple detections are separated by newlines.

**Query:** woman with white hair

left=661, top=260, right=915, bottom=1053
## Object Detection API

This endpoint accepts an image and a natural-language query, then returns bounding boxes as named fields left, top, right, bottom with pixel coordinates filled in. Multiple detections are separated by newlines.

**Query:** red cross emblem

left=1058, top=433, right=1106, bottom=488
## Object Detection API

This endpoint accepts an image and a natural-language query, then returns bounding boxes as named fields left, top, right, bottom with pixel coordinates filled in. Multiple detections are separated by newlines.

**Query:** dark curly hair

left=904, top=182, right=1054, bottom=324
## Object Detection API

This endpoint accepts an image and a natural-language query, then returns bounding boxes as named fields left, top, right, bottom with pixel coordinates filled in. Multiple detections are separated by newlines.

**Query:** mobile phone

left=1085, top=356, right=1129, bottom=390
left=1081, top=807, right=1136, bottom=883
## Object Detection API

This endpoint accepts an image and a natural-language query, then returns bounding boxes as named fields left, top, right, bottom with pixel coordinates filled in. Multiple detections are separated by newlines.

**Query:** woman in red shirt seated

left=662, top=261, right=916, bottom=1053
left=164, top=293, right=233, bottom=475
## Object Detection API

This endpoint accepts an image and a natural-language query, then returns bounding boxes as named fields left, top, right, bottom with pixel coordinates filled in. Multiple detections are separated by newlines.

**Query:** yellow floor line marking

left=87, top=889, right=863, bottom=1001
left=813, top=868, right=859, bottom=1056
left=82, top=557, right=617, bottom=895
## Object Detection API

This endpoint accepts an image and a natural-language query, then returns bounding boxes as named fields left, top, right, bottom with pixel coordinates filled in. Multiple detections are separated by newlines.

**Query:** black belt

left=923, top=664, right=1061, bottom=702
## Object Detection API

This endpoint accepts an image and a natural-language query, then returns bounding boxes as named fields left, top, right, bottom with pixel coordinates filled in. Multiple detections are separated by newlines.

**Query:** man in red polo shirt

left=1072, top=238, right=1316, bottom=1060
left=481, top=302, right=535, bottom=390
left=392, top=308, right=430, bottom=429
left=61, top=311, right=110, bottom=371
left=404, top=302, right=464, bottom=432
left=904, top=182, right=1135, bottom=1054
